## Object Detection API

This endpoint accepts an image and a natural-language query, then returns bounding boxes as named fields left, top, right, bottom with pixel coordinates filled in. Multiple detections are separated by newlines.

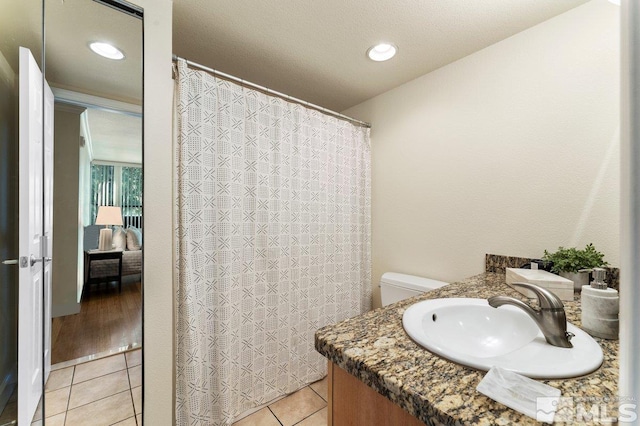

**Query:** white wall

left=78, top=112, right=91, bottom=301
left=79, top=112, right=92, bottom=227
left=52, top=103, right=84, bottom=317
left=344, top=0, right=620, bottom=308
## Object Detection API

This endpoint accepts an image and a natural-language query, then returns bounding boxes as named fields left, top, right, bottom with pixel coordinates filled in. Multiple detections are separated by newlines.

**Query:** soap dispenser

left=581, top=268, right=619, bottom=339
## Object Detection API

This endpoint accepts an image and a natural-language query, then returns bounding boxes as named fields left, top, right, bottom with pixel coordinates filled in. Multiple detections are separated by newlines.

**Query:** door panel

left=44, top=79, right=54, bottom=379
left=18, top=46, right=51, bottom=426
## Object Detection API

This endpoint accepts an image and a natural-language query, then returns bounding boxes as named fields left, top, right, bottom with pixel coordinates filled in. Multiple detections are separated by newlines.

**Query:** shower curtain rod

left=172, top=54, right=372, bottom=129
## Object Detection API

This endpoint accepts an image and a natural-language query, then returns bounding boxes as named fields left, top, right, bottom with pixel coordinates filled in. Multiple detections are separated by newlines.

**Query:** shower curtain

left=173, top=60, right=371, bottom=425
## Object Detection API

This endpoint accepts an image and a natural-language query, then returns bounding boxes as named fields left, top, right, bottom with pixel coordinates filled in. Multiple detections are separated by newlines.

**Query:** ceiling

left=1, top=0, right=592, bottom=153
left=173, top=0, right=590, bottom=111
left=45, top=0, right=142, bottom=105
left=86, top=109, right=142, bottom=164
left=0, top=0, right=142, bottom=104
left=46, top=0, right=143, bottom=163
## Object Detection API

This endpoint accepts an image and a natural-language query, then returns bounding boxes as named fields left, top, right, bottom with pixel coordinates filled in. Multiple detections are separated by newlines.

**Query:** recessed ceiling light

left=89, top=42, right=125, bottom=60
left=608, top=0, right=620, bottom=4
left=367, top=43, right=398, bottom=62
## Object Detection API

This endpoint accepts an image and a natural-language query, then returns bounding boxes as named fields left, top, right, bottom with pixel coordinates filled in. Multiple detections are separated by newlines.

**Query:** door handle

left=30, top=255, right=52, bottom=267
left=2, top=257, right=30, bottom=268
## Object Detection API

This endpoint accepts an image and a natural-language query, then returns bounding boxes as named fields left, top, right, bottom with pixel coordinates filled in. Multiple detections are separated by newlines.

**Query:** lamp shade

left=95, top=206, right=123, bottom=226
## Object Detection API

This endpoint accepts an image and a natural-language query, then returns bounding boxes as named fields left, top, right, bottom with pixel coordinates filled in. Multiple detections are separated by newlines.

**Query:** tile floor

left=232, top=377, right=328, bottom=426
left=32, top=349, right=142, bottom=426
left=0, top=352, right=329, bottom=426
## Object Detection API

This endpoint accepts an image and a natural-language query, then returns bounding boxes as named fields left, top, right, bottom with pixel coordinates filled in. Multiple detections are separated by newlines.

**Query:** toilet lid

left=380, top=272, right=448, bottom=292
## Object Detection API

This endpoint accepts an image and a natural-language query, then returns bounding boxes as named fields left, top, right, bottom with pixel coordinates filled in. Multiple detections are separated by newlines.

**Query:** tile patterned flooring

left=0, top=350, right=329, bottom=426
left=232, top=377, right=328, bottom=426
left=33, top=349, right=142, bottom=425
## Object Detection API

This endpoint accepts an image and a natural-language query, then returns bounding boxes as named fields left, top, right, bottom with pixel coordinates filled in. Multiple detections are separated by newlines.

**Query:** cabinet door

left=328, top=362, right=424, bottom=426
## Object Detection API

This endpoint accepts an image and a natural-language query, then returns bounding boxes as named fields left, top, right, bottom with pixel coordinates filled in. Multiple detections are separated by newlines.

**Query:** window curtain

left=121, top=166, right=142, bottom=228
left=91, top=164, right=116, bottom=223
left=90, top=164, right=142, bottom=228
left=174, top=59, right=371, bottom=425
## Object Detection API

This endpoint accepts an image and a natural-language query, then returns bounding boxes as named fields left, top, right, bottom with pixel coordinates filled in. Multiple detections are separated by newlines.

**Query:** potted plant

left=542, top=243, right=609, bottom=291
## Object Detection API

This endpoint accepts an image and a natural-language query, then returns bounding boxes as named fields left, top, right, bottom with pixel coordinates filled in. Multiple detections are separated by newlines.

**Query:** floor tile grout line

left=71, top=357, right=128, bottom=385
left=126, top=366, right=138, bottom=419
left=44, top=365, right=74, bottom=394
left=37, top=380, right=72, bottom=422
left=47, top=360, right=135, bottom=425
left=128, top=361, right=143, bottom=422
left=267, top=406, right=284, bottom=426
left=65, top=388, right=132, bottom=414
left=260, top=382, right=328, bottom=426
left=47, top=302, right=141, bottom=424
left=108, top=415, right=136, bottom=426
left=307, top=384, right=326, bottom=403
left=291, top=404, right=327, bottom=426
left=70, top=367, right=129, bottom=394
left=62, top=366, right=75, bottom=425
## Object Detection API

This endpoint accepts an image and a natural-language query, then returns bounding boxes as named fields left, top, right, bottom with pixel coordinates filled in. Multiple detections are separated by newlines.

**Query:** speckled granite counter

left=315, top=273, right=619, bottom=425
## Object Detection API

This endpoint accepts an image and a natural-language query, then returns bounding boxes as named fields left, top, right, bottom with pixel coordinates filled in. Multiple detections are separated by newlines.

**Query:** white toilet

left=380, top=272, right=448, bottom=306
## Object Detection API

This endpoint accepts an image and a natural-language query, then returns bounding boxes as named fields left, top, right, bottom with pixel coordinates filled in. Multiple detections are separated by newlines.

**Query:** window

left=91, top=164, right=142, bottom=228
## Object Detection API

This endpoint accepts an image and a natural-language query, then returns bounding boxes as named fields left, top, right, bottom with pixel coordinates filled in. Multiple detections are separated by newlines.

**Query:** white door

left=17, top=46, right=53, bottom=426
left=43, top=65, right=54, bottom=380
left=43, top=62, right=54, bottom=381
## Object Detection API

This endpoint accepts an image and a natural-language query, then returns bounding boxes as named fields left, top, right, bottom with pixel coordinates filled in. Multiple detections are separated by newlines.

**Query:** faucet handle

left=511, top=282, right=565, bottom=310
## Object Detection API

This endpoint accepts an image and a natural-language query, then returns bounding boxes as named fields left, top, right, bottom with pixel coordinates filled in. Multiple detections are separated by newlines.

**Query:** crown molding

left=51, top=87, right=141, bottom=117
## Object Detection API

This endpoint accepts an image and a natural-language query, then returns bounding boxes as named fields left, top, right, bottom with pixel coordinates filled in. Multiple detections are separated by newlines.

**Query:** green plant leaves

left=542, top=243, right=608, bottom=273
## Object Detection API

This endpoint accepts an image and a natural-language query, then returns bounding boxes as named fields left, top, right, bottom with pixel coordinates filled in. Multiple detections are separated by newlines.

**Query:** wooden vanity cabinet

left=327, top=361, right=424, bottom=426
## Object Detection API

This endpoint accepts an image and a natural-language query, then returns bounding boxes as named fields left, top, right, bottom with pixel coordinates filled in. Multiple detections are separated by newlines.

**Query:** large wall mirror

left=0, top=0, right=144, bottom=424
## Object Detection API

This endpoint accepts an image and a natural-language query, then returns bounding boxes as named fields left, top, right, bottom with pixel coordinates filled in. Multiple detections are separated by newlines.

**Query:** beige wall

left=136, top=0, right=174, bottom=424
left=52, top=104, right=85, bottom=317
left=344, top=0, right=620, bottom=308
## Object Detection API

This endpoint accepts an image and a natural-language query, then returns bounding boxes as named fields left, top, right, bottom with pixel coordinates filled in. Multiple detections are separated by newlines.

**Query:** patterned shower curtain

left=173, top=60, right=371, bottom=425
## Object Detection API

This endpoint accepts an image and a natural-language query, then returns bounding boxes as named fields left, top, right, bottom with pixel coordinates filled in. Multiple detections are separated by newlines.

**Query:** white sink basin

left=402, top=298, right=603, bottom=379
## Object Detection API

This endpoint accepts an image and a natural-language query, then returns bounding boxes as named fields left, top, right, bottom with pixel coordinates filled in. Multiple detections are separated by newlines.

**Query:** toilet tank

left=380, top=272, right=448, bottom=306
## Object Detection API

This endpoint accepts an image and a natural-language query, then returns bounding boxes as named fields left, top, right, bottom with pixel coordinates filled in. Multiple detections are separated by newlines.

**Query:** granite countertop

left=315, top=273, right=619, bottom=425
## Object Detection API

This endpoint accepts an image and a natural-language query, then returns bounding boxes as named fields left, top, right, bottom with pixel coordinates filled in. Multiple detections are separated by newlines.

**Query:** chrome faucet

left=488, top=282, right=574, bottom=348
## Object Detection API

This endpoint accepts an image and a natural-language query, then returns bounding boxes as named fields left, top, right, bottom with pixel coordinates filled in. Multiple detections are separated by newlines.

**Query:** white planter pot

left=559, top=271, right=590, bottom=292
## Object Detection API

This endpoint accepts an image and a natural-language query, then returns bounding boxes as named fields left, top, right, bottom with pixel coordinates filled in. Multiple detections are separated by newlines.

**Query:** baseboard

left=52, top=301, right=81, bottom=318
left=123, top=274, right=141, bottom=284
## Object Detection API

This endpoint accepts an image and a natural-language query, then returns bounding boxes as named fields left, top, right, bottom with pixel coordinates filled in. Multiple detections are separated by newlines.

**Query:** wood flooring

left=51, top=278, right=142, bottom=364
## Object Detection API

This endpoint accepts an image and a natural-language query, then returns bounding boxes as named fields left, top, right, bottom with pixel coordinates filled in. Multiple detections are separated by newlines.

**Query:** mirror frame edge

left=620, top=0, right=640, bottom=407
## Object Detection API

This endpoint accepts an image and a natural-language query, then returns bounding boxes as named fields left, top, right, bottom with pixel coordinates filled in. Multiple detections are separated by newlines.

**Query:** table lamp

left=95, top=206, right=123, bottom=251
